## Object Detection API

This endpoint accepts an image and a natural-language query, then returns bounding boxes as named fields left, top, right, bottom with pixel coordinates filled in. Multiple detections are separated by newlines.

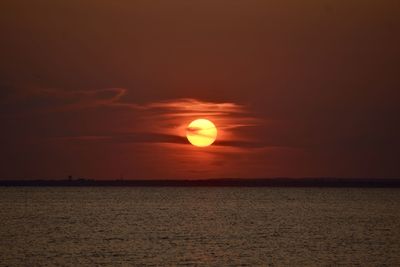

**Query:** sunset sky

left=1, top=0, right=399, bottom=179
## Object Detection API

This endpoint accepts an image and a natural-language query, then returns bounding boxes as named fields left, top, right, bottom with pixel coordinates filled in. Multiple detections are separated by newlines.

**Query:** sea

left=0, top=187, right=399, bottom=266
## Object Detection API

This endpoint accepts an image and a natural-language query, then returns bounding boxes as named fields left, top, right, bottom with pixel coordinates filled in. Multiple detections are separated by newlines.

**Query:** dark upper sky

left=1, top=0, right=399, bottom=179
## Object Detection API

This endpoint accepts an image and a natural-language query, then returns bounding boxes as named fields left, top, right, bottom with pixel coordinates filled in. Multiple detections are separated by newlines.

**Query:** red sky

left=0, top=0, right=399, bottom=179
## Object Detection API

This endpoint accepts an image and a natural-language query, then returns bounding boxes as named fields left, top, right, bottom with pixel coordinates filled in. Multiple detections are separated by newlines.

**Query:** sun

left=186, top=119, right=217, bottom=147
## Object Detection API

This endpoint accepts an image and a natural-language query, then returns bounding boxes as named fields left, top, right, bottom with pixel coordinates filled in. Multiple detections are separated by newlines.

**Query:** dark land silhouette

left=0, top=178, right=399, bottom=187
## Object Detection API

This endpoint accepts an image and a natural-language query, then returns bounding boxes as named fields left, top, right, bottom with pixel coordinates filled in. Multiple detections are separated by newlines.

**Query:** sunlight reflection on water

left=0, top=187, right=399, bottom=265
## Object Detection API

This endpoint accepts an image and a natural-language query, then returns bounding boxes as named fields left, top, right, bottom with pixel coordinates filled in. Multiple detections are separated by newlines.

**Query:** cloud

left=2, top=87, right=246, bottom=115
left=55, top=132, right=188, bottom=145
left=1, top=87, right=133, bottom=116
left=56, top=132, right=270, bottom=149
left=214, top=139, right=267, bottom=148
left=142, top=98, right=245, bottom=113
left=2, top=86, right=263, bottom=149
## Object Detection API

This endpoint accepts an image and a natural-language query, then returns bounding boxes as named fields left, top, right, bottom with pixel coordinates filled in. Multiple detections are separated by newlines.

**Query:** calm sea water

left=0, top=187, right=399, bottom=266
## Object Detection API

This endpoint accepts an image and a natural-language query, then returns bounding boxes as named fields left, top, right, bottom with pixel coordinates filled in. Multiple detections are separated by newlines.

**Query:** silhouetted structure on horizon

left=0, top=178, right=399, bottom=187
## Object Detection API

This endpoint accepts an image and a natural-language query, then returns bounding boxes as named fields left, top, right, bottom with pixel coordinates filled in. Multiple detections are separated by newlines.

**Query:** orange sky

left=0, top=0, right=399, bottom=179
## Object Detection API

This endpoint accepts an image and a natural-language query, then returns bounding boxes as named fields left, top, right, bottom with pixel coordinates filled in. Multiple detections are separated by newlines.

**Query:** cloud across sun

left=186, top=119, right=218, bottom=147
left=2, top=87, right=262, bottom=150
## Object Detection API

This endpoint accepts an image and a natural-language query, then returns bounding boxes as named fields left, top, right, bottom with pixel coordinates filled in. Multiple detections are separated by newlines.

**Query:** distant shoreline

left=0, top=178, right=400, bottom=187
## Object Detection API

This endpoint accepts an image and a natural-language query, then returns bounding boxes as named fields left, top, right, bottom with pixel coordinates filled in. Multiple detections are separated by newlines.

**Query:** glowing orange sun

left=186, top=119, right=217, bottom=147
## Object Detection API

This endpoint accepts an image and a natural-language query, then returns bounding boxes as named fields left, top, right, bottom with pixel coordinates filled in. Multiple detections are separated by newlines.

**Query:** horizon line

left=1, top=177, right=400, bottom=188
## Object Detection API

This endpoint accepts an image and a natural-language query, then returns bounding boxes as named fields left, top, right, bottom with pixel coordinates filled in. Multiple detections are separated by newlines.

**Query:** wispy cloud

left=3, top=87, right=263, bottom=149
left=54, top=132, right=267, bottom=149
left=55, top=133, right=187, bottom=145
left=3, top=87, right=245, bottom=114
